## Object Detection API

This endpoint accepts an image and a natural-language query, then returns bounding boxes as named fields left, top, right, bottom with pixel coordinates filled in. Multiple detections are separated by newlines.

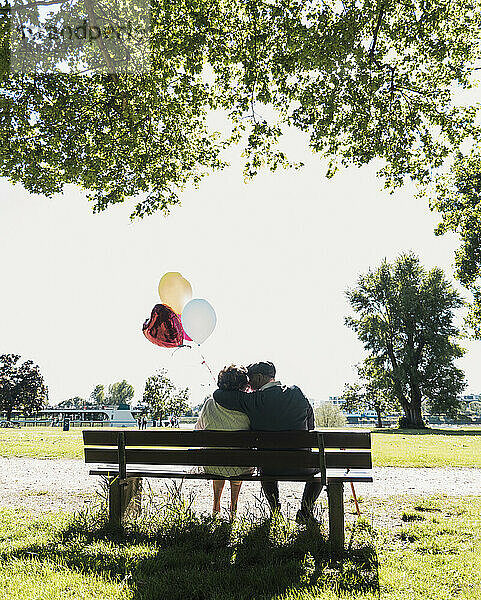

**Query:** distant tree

left=0, top=354, right=48, bottom=420
left=55, top=399, right=73, bottom=409
left=55, top=399, right=71, bottom=409
left=346, top=252, right=466, bottom=429
left=89, top=384, right=105, bottom=406
left=56, top=396, right=85, bottom=409
left=343, top=359, right=400, bottom=429
left=142, top=370, right=190, bottom=421
left=168, top=387, right=190, bottom=418
left=105, top=380, right=134, bottom=406
left=469, top=401, right=481, bottom=416
left=143, top=369, right=175, bottom=422
left=192, top=402, right=206, bottom=417
left=70, top=396, right=84, bottom=408
left=314, top=403, right=346, bottom=428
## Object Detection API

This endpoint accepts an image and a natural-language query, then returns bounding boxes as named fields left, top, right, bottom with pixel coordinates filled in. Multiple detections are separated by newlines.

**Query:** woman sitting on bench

left=195, top=365, right=254, bottom=519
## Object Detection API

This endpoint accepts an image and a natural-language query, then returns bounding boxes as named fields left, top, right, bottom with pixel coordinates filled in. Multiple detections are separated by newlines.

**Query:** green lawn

left=371, top=427, right=481, bottom=467
left=0, top=494, right=479, bottom=599
left=1, top=426, right=480, bottom=467
left=0, top=427, right=85, bottom=459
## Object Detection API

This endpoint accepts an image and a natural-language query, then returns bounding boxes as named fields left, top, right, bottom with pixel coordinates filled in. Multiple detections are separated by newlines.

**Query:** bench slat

left=88, top=466, right=373, bottom=483
left=84, top=448, right=372, bottom=469
left=82, top=429, right=371, bottom=449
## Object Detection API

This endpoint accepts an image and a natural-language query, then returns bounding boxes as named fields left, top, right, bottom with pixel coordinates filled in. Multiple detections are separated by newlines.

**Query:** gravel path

left=1, top=458, right=480, bottom=515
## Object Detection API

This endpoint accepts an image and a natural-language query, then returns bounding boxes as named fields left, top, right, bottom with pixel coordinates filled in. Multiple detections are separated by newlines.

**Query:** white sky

left=1, top=97, right=481, bottom=407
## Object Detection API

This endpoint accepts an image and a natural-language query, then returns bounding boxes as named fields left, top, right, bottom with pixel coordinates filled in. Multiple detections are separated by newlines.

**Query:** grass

left=0, top=427, right=85, bottom=459
left=0, top=494, right=479, bottom=599
left=371, top=427, right=481, bottom=467
left=1, top=425, right=481, bottom=467
left=373, top=495, right=481, bottom=600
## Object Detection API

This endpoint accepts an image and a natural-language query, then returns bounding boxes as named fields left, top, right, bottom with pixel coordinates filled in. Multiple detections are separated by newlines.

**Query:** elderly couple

left=195, top=361, right=322, bottom=523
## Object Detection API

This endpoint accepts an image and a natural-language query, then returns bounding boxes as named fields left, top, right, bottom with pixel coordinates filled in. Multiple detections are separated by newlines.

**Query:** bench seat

left=88, top=464, right=373, bottom=483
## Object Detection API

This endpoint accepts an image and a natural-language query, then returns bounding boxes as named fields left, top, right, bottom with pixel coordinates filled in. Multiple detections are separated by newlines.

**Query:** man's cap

left=247, top=361, right=276, bottom=378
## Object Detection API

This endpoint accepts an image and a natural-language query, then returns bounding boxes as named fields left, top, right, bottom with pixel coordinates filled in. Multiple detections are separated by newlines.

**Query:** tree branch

left=83, top=0, right=119, bottom=85
left=9, top=0, right=64, bottom=10
left=369, top=2, right=386, bottom=61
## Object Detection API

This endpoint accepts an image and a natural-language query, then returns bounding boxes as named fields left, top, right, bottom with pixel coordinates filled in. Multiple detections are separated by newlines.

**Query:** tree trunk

left=401, top=401, right=425, bottom=429
left=4, top=391, right=14, bottom=421
left=375, top=407, right=383, bottom=429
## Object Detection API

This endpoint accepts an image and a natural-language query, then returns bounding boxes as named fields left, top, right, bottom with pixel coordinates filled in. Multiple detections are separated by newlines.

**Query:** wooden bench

left=83, top=428, right=372, bottom=553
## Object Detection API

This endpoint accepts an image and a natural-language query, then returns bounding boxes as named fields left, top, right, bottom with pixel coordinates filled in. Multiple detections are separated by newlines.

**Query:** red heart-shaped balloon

left=142, top=304, right=184, bottom=348
left=177, top=313, right=193, bottom=342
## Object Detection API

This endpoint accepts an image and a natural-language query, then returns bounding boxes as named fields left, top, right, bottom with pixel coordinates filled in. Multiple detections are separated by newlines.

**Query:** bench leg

left=109, top=477, right=122, bottom=527
left=108, top=477, right=142, bottom=527
left=327, top=482, right=344, bottom=554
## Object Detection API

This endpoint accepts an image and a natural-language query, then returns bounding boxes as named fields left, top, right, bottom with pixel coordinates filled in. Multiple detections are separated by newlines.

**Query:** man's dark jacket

left=212, top=384, right=314, bottom=431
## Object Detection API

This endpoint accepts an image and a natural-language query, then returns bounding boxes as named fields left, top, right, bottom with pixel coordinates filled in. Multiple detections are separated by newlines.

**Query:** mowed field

left=372, top=428, right=481, bottom=467
left=0, top=426, right=480, bottom=467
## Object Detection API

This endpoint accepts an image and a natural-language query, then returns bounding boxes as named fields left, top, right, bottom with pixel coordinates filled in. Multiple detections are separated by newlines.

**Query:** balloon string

left=199, top=350, right=216, bottom=384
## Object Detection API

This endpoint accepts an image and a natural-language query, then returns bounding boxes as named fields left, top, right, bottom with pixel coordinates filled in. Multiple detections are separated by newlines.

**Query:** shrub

left=314, top=403, right=347, bottom=428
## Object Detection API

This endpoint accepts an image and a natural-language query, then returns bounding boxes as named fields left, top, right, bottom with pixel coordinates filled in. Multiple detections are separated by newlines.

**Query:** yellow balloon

left=158, top=272, right=193, bottom=315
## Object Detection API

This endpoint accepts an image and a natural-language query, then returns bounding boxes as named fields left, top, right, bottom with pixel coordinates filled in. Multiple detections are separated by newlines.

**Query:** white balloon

left=181, top=299, right=217, bottom=345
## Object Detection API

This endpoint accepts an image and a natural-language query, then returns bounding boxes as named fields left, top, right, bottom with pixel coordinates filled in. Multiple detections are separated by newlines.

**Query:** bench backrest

left=83, top=429, right=371, bottom=480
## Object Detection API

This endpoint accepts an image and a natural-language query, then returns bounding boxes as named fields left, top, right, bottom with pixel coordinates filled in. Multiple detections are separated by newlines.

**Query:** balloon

left=142, top=304, right=184, bottom=348
left=181, top=299, right=217, bottom=344
left=158, top=272, right=193, bottom=315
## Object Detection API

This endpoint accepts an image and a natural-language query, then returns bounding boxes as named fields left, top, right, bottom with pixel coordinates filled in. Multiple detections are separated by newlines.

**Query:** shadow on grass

left=1, top=504, right=380, bottom=600
left=373, top=428, right=481, bottom=436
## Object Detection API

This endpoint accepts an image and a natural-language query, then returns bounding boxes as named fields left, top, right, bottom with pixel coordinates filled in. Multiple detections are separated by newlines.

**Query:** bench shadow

left=1, top=509, right=379, bottom=600
left=374, top=428, right=481, bottom=436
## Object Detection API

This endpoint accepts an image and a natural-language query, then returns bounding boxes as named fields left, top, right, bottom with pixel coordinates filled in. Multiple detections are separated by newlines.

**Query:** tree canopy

left=0, top=1, right=480, bottom=217
left=105, top=380, right=134, bottom=406
left=342, top=357, right=399, bottom=428
left=0, top=353, right=48, bottom=420
left=431, top=151, right=481, bottom=338
left=56, top=396, right=86, bottom=409
left=143, top=369, right=190, bottom=420
left=345, top=252, right=466, bottom=428
left=89, top=384, right=105, bottom=406
left=314, top=402, right=346, bottom=428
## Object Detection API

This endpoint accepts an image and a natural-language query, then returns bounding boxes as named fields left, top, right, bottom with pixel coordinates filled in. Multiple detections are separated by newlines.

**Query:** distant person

left=137, top=417, right=142, bottom=430
left=213, top=361, right=321, bottom=524
left=142, top=416, right=147, bottom=430
left=195, top=365, right=254, bottom=519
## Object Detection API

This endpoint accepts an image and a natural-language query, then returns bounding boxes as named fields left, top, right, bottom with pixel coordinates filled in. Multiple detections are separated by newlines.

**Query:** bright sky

left=2, top=98, right=481, bottom=407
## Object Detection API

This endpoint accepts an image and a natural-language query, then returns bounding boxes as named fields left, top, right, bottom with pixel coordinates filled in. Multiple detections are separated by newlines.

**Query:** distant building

left=328, top=396, right=346, bottom=409
left=458, top=394, right=481, bottom=415
left=1, top=405, right=138, bottom=427
left=327, top=395, right=377, bottom=418
left=461, top=393, right=480, bottom=403
left=306, top=391, right=480, bottom=425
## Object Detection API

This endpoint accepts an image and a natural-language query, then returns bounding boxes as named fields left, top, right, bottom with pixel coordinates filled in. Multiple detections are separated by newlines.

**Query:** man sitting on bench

left=213, top=361, right=322, bottom=524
